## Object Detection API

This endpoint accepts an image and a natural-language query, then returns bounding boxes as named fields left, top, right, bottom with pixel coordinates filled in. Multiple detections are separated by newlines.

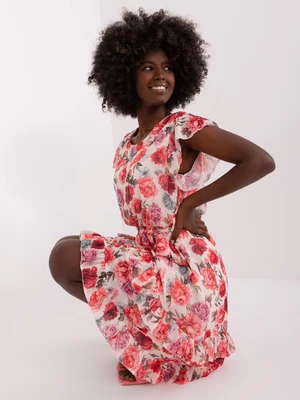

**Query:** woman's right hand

left=185, top=209, right=211, bottom=240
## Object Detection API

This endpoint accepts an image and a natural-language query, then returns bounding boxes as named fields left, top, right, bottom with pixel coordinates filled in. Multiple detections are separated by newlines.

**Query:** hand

left=170, top=203, right=210, bottom=243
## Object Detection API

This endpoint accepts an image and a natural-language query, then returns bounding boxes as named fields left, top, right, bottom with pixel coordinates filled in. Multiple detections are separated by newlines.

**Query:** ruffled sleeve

left=168, top=112, right=220, bottom=193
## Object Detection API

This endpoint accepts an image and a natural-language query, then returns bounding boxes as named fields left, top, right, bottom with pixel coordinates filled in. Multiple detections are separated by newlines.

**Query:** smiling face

left=135, top=49, right=175, bottom=109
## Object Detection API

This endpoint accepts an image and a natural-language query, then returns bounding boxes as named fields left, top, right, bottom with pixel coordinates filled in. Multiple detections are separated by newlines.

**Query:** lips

left=148, top=83, right=168, bottom=89
left=150, top=86, right=167, bottom=90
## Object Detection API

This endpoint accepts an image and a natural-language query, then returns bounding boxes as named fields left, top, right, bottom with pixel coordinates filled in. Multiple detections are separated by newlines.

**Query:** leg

left=48, top=237, right=87, bottom=303
left=55, top=235, right=80, bottom=244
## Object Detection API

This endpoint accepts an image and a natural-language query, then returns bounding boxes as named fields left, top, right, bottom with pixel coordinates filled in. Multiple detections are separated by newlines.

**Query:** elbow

left=254, top=153, right=276, bottom=175
left=263, top=154, right=276, bottom=173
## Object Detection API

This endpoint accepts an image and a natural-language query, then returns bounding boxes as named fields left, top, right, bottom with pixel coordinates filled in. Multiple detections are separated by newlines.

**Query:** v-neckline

left=129, top=113, right=174, bottom=146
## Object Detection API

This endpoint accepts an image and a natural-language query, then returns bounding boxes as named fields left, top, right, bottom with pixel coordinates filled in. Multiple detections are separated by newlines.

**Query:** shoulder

left=171, top=111, right=217, bottom=126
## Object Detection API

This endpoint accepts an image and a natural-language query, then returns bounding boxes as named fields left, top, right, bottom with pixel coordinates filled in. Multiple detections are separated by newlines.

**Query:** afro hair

left=88, top=8, right=210, bottom=118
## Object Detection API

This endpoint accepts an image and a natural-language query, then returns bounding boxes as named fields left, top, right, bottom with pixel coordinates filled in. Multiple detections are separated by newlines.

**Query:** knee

left=48, top=241, right=67, bottom=284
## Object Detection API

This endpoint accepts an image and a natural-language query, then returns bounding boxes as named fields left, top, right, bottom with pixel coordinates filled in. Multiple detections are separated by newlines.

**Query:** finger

left=170, top=226, right=181, bottom=243
left=198, top=221, right=208, bottom=231
left=197, top=220, right=206, bottom=226
left=194, top=230, right=211, bottom=240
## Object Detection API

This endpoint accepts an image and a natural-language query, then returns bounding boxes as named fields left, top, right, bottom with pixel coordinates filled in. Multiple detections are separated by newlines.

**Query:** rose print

left=150, top=147, right=167, bottom=166
left=103, top=302, right=118, bottom=321
left=109, top=288, right=119, bottom=299
left=174, top=366, right=189, bottom=385
left=116, top=188, right=124, bottom=206
left=133, top=331, right=153, bottom=350
left=154, top=130, right=165, bottom=144
left=203, top=329, right=211, bottom=341
left=208, top=249, right=219, bottom=264
left=123, top=304, right=143, bottom=326
left=122, top=344, right=140, bottom=370
left=82, top=266, right=97, bottom=289
left=191, top=302, right=210, bottom=322
left=176, top=313, right=203, bottom=339
left=138, top=267, right=156, bottom=283
left=115, top=157, right=126, bottom=170
left=88, top=287, right=108, bottom=312
left=216, top=306, right=225, bottom=324
left=114, top=260, right=132, bottom=283
left=189, top=271, right=199, bottom=284
left=224, top=296, right=228, bottom=312
left=148, top=298, right=162, bottom=313
left=218, top=280, right=226, bottom=297
left=177, top=340, right=193, bottom=362
left=155, top=235, right=169, bottom=253
left=132, top=198, right=142, bottom=214
left=217, top=340, right=230, bottom=357
left=200, top=268, right=217, bottom=291
left=81, top=249, right=97, bottom=263
left=158, top=173, right=176, bottom=195
left=125, top=185, right=134, bottom=204
left=163, top=363, right=176, bottom=382
left=110, top=328, right=130, bottom=351
left=136, top=363, right=146, bottom=379
left=134, top=149, right=147, bottom=165
left=104, top=247, right=115, bottom=264
left=222, top=320, right=228, bottom=333
left=141, top=204, right=162, bottom=226
left=170, top=278, right=191, bottom=306
left=186, top=115, right=205, bottom=134
left=220, top=256, right=227, bottom=276
left=119, top=167, right=127, bottom=185
left=102, top=324, right=117, bottom=340
left=141, top=253, right=155, bottom=263
left=138, top=176, right=158, bottom=198
left=149, top=203, right=163, bottom=224
left=91, top=239, right=105, bottom=250
left=121, top=281, right=134, bottom=295
left=149, top=359, right=161, bottom=373
left=190, top=238, right=207, bottom=256
left=153, top=321, right=169, bottom=342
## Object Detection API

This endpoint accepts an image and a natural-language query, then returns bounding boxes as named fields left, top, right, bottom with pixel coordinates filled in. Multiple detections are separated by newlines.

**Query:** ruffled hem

left=79, top=229, right=236, bottom=385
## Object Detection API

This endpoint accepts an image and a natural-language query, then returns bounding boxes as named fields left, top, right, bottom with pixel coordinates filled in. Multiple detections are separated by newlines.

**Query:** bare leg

left=48, top=238, right=87, bottom=303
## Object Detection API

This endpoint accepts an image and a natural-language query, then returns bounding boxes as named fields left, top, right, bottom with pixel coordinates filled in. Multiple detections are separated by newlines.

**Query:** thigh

left=49, top=238, right=82, bottom=283
left=56, top=235, right=80, bottom=244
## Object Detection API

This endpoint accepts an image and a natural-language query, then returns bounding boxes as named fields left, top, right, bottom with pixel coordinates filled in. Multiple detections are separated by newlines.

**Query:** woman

left=49, top=8, right=275, bottom=385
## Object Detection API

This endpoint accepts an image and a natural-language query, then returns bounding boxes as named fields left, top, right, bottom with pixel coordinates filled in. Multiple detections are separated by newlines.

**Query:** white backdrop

left=0, top=0, right=119, bottom=292
left=0, top=2, right=299, bottom=399
left=0, top=0, right=298, bottom=293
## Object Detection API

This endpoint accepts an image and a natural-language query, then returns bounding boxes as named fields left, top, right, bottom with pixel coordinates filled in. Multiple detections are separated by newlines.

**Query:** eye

left=142, top=65, right=173, bottom=71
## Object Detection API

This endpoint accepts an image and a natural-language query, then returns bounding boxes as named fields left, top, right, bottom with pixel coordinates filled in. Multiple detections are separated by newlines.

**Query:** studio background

left=0, top=1, right=298, bottom=399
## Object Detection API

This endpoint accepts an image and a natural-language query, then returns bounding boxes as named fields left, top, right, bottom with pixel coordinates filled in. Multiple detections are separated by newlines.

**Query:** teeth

left=151, top=86, right=166, bottom=90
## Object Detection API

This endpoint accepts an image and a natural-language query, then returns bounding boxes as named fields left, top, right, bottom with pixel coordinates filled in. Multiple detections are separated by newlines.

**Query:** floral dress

left=79, top=111, right=236, bottom=385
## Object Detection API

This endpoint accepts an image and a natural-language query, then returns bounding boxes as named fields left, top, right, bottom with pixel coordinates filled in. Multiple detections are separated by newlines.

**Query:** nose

left=153, top=67, right=165, bottom=80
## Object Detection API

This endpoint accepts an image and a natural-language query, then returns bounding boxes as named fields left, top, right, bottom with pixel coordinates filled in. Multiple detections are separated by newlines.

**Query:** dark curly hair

left=88, top=8, right=210, bottom=118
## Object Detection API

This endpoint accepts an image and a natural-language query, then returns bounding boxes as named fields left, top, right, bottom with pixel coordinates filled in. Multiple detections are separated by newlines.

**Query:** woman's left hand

left=170, top=202, right=210, bottom=243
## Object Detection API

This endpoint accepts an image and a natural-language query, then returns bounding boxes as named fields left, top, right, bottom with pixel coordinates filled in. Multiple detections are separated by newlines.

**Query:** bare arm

left=181, top=125, right=276, bottom=210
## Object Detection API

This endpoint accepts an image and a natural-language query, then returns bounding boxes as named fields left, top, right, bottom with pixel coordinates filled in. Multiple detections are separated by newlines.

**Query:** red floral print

left=79, top=111, right=236, bottom=385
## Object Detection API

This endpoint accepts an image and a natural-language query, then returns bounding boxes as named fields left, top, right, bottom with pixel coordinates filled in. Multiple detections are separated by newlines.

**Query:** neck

left=135, top=106, right=171, bottom=139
